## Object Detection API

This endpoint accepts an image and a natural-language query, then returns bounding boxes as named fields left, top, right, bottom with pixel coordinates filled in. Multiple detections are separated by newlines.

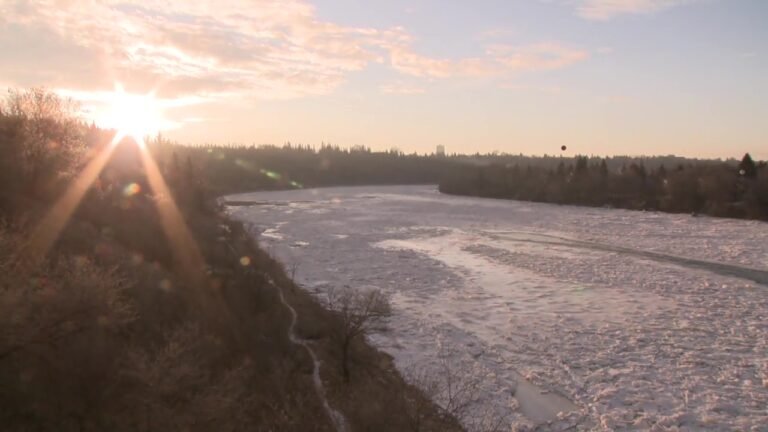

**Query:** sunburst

left=96, top=83, right=167, bottom=142
left=21, top=84, right=209, bottom=298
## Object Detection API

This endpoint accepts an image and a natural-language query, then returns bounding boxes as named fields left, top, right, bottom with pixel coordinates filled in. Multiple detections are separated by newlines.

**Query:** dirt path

left=271, top=277, right=349, bottom=432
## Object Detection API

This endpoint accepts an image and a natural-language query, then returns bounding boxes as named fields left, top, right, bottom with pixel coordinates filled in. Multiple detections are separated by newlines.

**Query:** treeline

left=145, top=138, right=767, bottom=221
left=439, top=155, right=768, bottom=220
left=144, top=137, right=742, bottom=198
left=145, top=139, right=450, bottom=194
left=137, top=133, right=768, bottom=221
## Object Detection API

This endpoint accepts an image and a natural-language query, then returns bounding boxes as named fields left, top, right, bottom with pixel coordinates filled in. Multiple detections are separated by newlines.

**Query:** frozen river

left=225, top=185, right=768, bottom=431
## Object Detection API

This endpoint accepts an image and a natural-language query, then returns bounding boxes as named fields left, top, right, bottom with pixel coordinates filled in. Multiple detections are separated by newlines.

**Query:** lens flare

left=134, top=137, right=210, bottom=291
left=260, top=168, right=281, bottom=180
left=123, top=182, right=141, bottom=197
left=235, top=159, right=257, bottom=172
left=19, top=132, right=125, bottom=266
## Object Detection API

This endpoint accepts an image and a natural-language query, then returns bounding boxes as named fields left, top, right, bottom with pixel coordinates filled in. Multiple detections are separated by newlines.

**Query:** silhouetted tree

left=658, top=164, right=667, bottom=179
left=599, top=159, right=609, bottom=179
left=326, top=286, right=391, bottom=383
left=739, top=153, right=757, bottom=179
left=439, top=155, right=767, bottom=221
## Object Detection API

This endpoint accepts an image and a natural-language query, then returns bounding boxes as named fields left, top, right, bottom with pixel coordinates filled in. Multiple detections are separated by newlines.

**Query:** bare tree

left=403, top=357, right=509, bottom=432
left=400, top=366, right=446, bottom=432
left=325, top=286, right=391, bottom=382
left=1, top=88, right=86, bottom=197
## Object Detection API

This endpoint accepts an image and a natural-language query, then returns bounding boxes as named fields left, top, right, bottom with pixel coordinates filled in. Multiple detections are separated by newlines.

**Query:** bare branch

left=325, top=286, right=391, bottom=382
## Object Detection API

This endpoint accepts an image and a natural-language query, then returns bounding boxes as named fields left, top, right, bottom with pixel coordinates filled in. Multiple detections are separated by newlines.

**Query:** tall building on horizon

left=436, top=145, right=445, bottom=156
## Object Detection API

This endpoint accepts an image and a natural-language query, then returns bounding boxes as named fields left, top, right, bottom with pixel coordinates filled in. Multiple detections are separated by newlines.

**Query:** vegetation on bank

left=140, top=135, right=747, bottom=197
left=140, top=135, right=765, bottom=222
left=439, top=155, right=768, bottom=220
left=0, top=88, right=462, bottom=431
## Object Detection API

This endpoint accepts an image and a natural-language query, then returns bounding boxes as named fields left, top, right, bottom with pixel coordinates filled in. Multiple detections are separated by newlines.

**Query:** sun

left=97, top=84, right=167, bottom=141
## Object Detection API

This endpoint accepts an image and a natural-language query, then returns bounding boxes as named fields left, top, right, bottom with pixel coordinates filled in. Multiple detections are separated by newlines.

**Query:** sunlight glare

left=97, top=84, right=167, bottom=141
left=19, top=132, right=125, bottom=267
left=134, top=137, right=209, bottom=288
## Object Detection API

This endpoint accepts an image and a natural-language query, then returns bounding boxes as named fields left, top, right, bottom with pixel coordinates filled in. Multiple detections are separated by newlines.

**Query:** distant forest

left=148, top=139, right=447, bottom=193
left=149, top=137, right=767, bottom=221
left=439, top=154, right=768, bottom=221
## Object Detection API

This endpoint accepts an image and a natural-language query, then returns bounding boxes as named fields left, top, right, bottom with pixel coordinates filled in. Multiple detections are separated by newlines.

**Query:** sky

left=1, top=0, right=766, bottom=158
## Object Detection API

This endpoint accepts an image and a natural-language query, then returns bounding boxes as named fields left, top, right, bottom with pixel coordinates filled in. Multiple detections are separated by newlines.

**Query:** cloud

left=488, top=43, right=588, bottom=72
left=56, top=88, right=207, bottom=109
left=54, top=86, right=209, bottom=130
left=576, top=0, right=699, bottom=20
left=3, top=0, right=388, bottom=99
left=380, top=82, right=426, bottom=95
left=500, top=83, right=563, bottom=94
left=1, top=0, right=589, bottom=102
left=388, top=48, right=498, bottom=78
left=390, top=43, right=588, bottom=78
left=476, top=28, right=520, bottom=41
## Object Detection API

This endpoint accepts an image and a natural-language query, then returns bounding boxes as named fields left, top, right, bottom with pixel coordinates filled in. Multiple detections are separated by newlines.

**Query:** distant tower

left=436, top=145, right=446, bottom=156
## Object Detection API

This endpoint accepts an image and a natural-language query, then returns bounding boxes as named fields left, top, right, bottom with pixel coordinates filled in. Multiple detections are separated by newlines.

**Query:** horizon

left=139, top=136, right=759, bottom=162
left=2, top=0, right=766, bottom=159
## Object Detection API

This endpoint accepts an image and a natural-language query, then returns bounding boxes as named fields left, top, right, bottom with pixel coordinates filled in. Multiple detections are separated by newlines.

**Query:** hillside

left=0, top=89, right=459, bottom=431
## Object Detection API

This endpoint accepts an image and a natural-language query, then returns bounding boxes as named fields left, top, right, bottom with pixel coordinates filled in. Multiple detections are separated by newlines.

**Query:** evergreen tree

left=556, top=161, right=566, bottom=177
left=574, top=156, right=589, bottom=177
left=739, top=153, right=757, bottom=179
left=599, top=159, right=609, bottom=179
left=657, top=164, right=667, bottom=178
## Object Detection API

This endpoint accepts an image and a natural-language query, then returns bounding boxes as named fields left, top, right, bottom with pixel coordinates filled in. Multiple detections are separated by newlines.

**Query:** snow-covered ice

left=225, top=185, right=768, bottom=431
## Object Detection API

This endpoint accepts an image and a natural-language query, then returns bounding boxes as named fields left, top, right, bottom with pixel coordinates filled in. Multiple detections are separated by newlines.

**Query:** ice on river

left=225, top=185, right=768, bottom=431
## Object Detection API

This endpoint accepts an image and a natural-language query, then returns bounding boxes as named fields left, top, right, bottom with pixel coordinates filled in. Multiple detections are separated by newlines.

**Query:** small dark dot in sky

left=561, top=145, right=567, bottom=151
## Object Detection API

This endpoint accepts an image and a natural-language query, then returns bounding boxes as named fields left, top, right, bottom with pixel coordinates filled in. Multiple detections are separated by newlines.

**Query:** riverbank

left=222, top=215, right=463, bottom=431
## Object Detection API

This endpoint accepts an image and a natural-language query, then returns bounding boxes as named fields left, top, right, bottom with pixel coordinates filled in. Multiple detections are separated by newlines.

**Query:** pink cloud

left=500, top=83, right=563, bottom=94
left=390, top=42, right=587, bottom=78
left=3, top=0, right=387, bottom=99
left=577, top=0, right=700, bottom=20
left=2, top=1, right=589, bottom=100
left=380, top=82, right=426, bottom=95
left=489, top=43, right=589, bottom=72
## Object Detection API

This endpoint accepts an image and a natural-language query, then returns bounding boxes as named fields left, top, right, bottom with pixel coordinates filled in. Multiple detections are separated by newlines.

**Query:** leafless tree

left=399, top=366, right=445, bottom=432
left=325, top=285, right=391, bottom=382
left=403, top=357, right=509, bottom=432
left=1, top=88, right=86, bottom=197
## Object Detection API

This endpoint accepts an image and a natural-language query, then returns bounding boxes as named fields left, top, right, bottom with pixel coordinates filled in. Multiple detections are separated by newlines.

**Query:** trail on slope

left=270, top=277, right=349, bottom=432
